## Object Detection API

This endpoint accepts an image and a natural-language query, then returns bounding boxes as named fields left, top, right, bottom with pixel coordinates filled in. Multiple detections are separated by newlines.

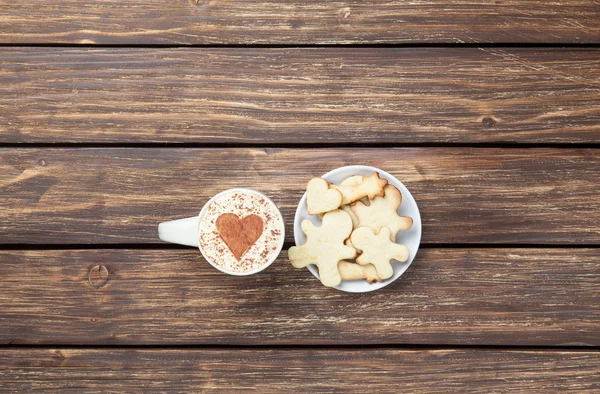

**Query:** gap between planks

left=1, top=43, right=600, bottom=48
left=0, top=344, right=599, bottom=351
left=1, top=143, right=600, bottom=149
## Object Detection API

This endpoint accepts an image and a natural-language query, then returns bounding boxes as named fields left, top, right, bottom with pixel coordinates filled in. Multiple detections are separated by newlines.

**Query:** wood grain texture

left=1, top=148, right=599, bottom=245
left=1, top=48, right=599, bottom=143
left=1, top=349, right=600, bottom=393
left=1, top=248, right=598, bottom=346
left=0, top=1, right=599, bottom=44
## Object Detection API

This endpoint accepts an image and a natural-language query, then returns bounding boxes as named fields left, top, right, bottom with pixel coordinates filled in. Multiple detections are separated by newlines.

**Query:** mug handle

left=158, top=216, right=200, bottom=247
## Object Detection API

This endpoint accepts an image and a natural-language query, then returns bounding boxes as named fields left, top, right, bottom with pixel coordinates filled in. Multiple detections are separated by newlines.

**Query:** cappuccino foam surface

left=199, top=189, right=284, bottom=274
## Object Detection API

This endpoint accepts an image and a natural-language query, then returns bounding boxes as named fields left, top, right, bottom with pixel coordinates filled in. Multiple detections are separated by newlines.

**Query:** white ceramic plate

left=293, top=165, right=422, bottom=292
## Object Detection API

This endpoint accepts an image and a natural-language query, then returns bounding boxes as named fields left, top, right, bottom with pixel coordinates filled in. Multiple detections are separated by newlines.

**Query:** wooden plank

left=0, top=1, right=599, bottom=44
left=1, top=249, right=598, bottom=346
left=1, top=148, right=599, bottom=245
left=1, top=348, right=599, bottom=392
left=1, top=48, right=599, bottom=144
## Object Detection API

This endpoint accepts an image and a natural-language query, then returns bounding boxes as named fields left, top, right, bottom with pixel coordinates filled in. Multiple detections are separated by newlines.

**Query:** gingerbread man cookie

left=289, top=209, right=357, bottom=287
left=350, top=226, right=409, bottom=280
left=351, top=185, right=412, bottom=241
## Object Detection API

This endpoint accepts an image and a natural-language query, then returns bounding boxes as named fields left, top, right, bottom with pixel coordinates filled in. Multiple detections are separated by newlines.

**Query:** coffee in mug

left=158, top=188, right=285, bottom=276
left=198, top=189, right=284, bottom=274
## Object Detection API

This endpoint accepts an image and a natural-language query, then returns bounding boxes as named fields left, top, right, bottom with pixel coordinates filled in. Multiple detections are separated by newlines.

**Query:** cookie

left=334, top=172, right=387, bottom=205
left=338, top=261, right=382, bottom=284
left=351, top=185, right=412, bottom=241
left=316, top=175, right=364, bottom=225
left=307, top=177, right=342, bottom=215
left=344, top=237, right=354, bottom=249
left=339, top=175, right=363, bottom=186
left=350, top=226, right=409, bottom=280
left=289, top=209, right=357, bottom=287
left=317, top=205, right=359, bottom=228
left=340, top=205, right=360, bottom=228
left=339, top=175, right=371, bottom=203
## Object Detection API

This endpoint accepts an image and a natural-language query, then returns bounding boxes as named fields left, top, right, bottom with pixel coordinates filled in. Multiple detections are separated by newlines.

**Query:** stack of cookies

left=289, top=172, right=413, bottom=287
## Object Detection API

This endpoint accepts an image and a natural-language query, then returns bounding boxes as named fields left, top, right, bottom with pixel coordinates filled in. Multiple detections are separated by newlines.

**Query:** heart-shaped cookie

left=216, top=213, right=264, bottom=260
left=306, top=177, right=342, bottom=215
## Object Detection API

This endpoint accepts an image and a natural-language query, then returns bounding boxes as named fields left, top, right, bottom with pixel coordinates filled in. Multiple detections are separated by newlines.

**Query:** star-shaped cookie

left=333, top=172, right=387, bottom=205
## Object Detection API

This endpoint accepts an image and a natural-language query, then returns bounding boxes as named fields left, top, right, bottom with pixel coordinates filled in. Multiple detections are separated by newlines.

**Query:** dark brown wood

left=1, top=348, right=599, bottom=392
left=1, top=48, right=599, bottom=143
left=1, top=148, right=598, bottom=245
left=1, top=248, right=598, bottom=345
left=0, top=1, right=599, bottom=44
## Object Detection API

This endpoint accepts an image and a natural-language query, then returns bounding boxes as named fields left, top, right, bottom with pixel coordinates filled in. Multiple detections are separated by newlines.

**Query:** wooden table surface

left=1, top=2, right=599, bottom=392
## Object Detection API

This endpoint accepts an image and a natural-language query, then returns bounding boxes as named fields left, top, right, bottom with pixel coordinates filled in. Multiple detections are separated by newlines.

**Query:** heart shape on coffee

left=216, top=213, right=264, bottom=261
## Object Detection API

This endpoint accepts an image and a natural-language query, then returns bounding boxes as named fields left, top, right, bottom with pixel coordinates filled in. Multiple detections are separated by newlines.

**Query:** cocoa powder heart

left=215, top=213, right=264, bottom=261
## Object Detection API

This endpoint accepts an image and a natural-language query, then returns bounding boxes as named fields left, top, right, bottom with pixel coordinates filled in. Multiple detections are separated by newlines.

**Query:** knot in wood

left=88, top=265, right=109, bottom=288
left=482, top=117, right=496, bottom=128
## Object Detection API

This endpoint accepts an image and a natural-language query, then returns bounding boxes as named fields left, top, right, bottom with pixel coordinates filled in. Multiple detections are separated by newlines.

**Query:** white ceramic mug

left=158, top=188, right=285, bottom=276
